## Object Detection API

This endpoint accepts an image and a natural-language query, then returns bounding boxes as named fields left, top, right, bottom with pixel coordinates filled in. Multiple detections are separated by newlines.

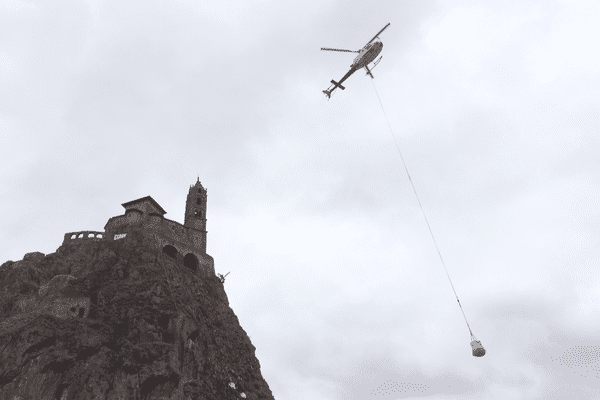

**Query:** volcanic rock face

left=0, top=230, right=274, bottom=400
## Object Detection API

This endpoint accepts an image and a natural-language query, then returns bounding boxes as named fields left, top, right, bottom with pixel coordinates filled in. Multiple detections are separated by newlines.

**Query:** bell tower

left=184, top=177, right=208, bottom=252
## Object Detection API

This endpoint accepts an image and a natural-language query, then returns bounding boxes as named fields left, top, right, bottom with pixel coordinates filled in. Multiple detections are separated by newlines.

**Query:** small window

left=97, top=234, right=103, bottom=239
left=88, top=233, right=95, bottom=238
left=71, top=234, right=77, bottom=239
left=70, top=307, right=76, bottom=312
left=196, top=198, right=202, bottom=205
left=79, top=308, right=85, bottom=318
left=77, top=233, right=84, bottom=239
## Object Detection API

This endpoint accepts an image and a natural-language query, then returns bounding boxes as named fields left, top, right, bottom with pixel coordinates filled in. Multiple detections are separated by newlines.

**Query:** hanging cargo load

left=470, top=334, right=486, bottom=357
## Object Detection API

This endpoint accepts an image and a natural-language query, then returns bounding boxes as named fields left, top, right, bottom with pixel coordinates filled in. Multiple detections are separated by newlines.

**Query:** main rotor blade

left=365, top=23, right=390, bottom=46
left=321, top=48, right=358, bottom=53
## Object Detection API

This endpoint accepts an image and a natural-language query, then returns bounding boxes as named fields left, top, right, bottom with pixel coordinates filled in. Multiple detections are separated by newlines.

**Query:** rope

left=370, top=79, right=474, bottom=338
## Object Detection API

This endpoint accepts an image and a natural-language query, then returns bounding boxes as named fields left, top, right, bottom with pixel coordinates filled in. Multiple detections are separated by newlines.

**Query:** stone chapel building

left=61, top=178, right=214, bottom=277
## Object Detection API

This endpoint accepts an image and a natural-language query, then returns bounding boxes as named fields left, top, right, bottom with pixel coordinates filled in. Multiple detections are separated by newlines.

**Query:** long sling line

left=370, top=79, right=474, bottom=338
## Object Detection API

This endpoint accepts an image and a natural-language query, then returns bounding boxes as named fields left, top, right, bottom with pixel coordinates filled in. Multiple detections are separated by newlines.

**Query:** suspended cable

left=369, top=79, right=480, bottom=346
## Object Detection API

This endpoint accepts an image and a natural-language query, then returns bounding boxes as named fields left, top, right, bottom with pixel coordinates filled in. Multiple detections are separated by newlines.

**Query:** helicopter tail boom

left=322, top=79, right=345, bottom=99
left=330, top=79, right=345, bottom=90
left=323, top=67, right=358, bottom=99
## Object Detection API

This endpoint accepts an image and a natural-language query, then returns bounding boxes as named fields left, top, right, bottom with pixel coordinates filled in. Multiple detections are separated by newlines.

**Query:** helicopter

left=321, top=23, right=390, bottom=99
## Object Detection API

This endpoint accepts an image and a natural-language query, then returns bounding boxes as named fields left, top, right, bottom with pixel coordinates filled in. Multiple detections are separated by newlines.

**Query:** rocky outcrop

left=0, top=230, right=274, bottom=400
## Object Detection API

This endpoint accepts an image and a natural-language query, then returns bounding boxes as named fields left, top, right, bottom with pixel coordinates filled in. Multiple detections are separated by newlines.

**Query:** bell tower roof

left=191, top=177, right=206, bottom=191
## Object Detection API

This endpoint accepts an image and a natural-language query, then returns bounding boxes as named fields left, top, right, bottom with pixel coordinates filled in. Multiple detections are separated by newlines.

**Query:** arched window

left=163, top=245, right=178, bottom=259
left=183, top=253, right=199, bottom=272
left=71, top=234, right=77, bottom=239
left=77, top=233, right=84, bottom=239
left=196, top=198, right=202, bottom=205
left=88, top=233, right=95, bottom=238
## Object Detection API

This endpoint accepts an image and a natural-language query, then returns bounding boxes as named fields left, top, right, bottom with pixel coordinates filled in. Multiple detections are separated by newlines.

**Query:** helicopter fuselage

left=352, top=40, right=383, bottom=69
left=321, top=23, right=390, bottom=98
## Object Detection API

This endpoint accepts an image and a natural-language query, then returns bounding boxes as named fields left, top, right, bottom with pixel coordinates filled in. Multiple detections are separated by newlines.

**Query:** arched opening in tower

left=184, top=253, right=199, bottom=272
left=163, top=245, right=178, bottom=259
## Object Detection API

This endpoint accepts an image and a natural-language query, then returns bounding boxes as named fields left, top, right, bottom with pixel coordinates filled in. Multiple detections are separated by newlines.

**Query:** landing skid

left=365, top=56, right=383, bottom=78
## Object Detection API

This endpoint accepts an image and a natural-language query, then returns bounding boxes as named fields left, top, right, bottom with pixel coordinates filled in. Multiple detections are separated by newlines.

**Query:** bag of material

left=470, top=338, right=486, bottom=357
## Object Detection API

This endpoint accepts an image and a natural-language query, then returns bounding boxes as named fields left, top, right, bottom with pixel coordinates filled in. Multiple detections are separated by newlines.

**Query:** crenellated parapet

left=62, top=231, right=106, bottom=246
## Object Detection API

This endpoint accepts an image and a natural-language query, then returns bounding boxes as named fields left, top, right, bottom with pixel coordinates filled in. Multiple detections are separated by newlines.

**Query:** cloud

left=2, top=1, right=600, bottom=398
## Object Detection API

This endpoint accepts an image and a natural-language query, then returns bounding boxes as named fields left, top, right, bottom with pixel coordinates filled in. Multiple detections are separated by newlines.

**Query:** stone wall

left=62, top=231, right=105, bottom=246
left=104, top=214, right=128, bottom=230
left=105, top=215, right=209, bottom=264
left=101, top=227, right=214, bottom=277
left=106, top=214, right=203, bottom=249
left=152, top=234, right=214, bottom=277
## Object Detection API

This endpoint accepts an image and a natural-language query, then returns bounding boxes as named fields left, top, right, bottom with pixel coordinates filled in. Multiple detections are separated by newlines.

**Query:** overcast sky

left=2, top=0, right=600, bottom=399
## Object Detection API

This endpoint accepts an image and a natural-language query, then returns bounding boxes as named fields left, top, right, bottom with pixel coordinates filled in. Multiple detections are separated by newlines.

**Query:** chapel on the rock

left=61, top=178, right=214, bottom=276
